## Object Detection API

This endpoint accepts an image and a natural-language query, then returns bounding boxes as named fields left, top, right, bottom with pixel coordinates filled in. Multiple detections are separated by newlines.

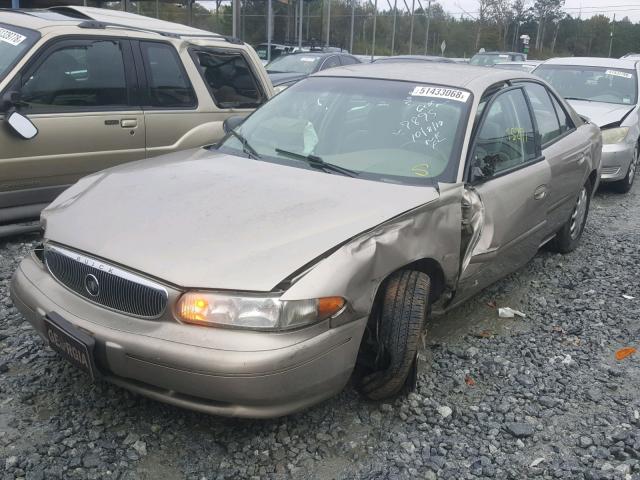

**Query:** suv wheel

left=358, top=270, right=430, bottom=400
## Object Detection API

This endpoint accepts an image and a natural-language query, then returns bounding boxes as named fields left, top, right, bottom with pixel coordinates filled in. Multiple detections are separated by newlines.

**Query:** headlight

left=273, top=84, right=290, bottom=94
left=176, top=292, right=345, bottom=330
left=601, top=126, right=630, bottom=144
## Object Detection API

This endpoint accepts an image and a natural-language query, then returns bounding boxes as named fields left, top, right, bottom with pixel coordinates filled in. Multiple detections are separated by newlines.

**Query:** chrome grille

left=44, top=244, right=168, bottom=318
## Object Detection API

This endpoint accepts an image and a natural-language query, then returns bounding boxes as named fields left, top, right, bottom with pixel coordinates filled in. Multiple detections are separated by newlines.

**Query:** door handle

left=533, top=185, right=548, bottom=200
left=120, top=119, right=137, bottom=128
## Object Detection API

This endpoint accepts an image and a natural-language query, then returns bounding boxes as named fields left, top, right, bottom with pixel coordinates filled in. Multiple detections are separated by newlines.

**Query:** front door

left=0, top=37, right=145, bottom=219
left=457, top=87, right=551, bottom=297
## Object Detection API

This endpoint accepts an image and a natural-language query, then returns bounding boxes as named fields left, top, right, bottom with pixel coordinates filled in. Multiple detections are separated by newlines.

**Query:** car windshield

left=266, top=54, right=321, bottom=74
left=0, top=23, right=39, bottom=81
left=494, top=63, right=534, bottom=72
left=535, top=65, right=638, bottom=105
left=470, top=54, right=511, bottom=66
left=218, top=77, right=471, bottom=185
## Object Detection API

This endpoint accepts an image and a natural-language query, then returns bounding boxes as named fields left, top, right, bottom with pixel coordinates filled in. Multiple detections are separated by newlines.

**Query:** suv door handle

left=120, top=119, right=138, bottom=128
left=534, top=185, right=548, bottom=200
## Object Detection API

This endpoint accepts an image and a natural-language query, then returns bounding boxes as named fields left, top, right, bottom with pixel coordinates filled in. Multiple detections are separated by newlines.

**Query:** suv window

left=140, top=42, right=196, bottom=108
left=523, top=83, right=562, bottom=145
left=472, top=88, right=537, bottom=178
left=20, top=40, right=128, bottom=111
left=192, top=49, right=263, bottom=109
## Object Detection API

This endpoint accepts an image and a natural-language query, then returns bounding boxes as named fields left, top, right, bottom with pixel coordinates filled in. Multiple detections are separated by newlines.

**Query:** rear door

left=520, top=81, right=589, bottom=236
left=458, top=86, right=552, bottom=295
left=0, top=36, right=144, bottom=216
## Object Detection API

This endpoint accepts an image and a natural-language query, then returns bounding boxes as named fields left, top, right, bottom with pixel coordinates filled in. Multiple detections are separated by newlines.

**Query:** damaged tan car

left=11, top=63, right=601, bottom=418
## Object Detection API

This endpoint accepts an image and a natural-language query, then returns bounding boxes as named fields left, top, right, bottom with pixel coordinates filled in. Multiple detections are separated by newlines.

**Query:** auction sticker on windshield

left=605, top=69, right=633, bottom=79
left=411, top=86, right=470, bottom=102
left=0, top=27, right=26, bottom=46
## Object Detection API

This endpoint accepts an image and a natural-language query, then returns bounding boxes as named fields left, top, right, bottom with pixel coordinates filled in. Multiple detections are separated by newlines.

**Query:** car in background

left=535, top=57, right=639, bottom=192
left=266, top=51, right=360, bottom=93
left=470, top=51, right=526, bottom=66
left=373, top=55, right=456, bottom=64
left=12, top=63, right=600, bottom=418
left=254, top=43, right=296, bottom=65
left=493, top=60, right=542, bottom=73
left=0, top=6, right=272, bottom=235
left=621, top=53, right=640, bottom=59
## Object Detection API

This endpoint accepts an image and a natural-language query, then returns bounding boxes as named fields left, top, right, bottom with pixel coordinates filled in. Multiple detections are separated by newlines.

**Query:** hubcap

left=628, top=145, right=638, bottom=185
left=570, top=186, right=588, bottom=240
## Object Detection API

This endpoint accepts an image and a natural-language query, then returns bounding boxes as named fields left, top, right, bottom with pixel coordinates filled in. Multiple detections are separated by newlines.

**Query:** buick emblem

left=84, top=274, right=100, bottom=297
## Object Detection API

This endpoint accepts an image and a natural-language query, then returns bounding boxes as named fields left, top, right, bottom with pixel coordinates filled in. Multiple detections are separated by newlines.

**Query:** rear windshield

left=536, top=65, right=638, bottom=105
left=0, top=23, right=39, bottom=81
left=470, top=53, right=511, bottom=66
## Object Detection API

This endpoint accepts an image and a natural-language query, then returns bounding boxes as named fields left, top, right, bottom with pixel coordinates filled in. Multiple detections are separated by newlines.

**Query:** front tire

left=549, top=179, right=592, bottom=253
left=611, top=143, right=638, bottom=194
left=358, top=270, right=430, bottom=400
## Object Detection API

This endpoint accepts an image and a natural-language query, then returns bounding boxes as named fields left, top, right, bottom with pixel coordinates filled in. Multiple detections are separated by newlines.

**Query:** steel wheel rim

left=570, top=187, right=588, bottom=240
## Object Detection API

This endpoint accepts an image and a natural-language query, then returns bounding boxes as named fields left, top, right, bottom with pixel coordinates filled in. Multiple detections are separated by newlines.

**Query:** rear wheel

left=611, top=143, right=638, bottom=194
left=549, top=179, right=592, bottom=253
left=357, top=270, right=430, bottom=400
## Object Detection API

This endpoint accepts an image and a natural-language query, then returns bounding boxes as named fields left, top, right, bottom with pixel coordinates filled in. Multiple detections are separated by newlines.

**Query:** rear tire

left=611, top=143, right=638, bottom=194
left=358, top=270, right=430, bottom=401
left=549, top=179, right=592, bottom=253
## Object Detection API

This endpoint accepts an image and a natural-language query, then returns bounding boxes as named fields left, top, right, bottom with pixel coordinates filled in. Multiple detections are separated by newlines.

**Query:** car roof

left=542, top=57, right=639, bottom=69
left=278, top=51, right=343, bottom=58
left=473, top=51, right=522, bottom=55
left=314, top=62, right=537, bottom=91
left=0, top=6, right=230, bottom=41
left=375, top=55, right=454, bottom=62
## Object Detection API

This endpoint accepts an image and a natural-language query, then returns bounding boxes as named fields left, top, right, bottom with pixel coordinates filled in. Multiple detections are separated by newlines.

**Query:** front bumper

left=11, top=255, right=367, bottom=418
left=600, top=141, right=635, bottom=182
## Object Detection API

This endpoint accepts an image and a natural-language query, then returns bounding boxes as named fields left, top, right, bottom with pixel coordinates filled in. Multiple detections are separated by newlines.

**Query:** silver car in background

left=535, top=57, right=640, bottom=192
left=11, top=64, right=601, bottom=418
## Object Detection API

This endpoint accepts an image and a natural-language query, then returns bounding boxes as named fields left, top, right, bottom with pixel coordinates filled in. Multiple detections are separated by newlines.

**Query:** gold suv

left=0, top=6, right=273, bottom=234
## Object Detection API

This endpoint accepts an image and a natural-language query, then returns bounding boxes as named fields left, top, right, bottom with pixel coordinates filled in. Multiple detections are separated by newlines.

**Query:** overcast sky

left=196, top=0, right=640, bottom=23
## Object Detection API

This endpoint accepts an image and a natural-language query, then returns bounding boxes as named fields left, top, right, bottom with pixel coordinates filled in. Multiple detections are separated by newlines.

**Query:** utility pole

left=609, top=13, right=616, bottom=57
left=425, top=0, right=432, bottom=55
left=387, top=0, right=397, bottom=55
left=232, top=0, right=241, bottom=38
left=299, top=0, right=304, bottom=48
left=409, top=0, right=415, bottom=54
left=267, top=0, right=273, bottom=62
left=326, top=0, right=331, bottom=47
left=371, top=0, right=377, bottom=61
left=187, top=0, right=193, bottom=26
left=349, top=0, right=355, bottom=53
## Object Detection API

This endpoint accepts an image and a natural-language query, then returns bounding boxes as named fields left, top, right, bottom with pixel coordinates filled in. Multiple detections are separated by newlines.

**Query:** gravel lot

left=1, top=182, right=639, bottom=480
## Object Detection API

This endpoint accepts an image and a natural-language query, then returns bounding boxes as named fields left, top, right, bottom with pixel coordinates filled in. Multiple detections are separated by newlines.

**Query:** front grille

left=44, top=244, right=168, bottom=318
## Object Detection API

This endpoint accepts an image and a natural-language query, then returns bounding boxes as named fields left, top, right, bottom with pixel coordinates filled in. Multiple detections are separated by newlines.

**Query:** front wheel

left=549, top=179, right=592, bottom=253
left=357, top=270, right=430, bottom=400
left=611, top=143, right=638, bottom=193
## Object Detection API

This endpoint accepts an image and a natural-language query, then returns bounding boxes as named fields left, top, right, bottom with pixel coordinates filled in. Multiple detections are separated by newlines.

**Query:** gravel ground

left=1, top=182, right=639, bottom=480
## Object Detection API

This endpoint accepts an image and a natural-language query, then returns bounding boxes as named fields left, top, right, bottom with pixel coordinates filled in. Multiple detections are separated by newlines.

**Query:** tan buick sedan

left=11, top=63, right=601, bottom=418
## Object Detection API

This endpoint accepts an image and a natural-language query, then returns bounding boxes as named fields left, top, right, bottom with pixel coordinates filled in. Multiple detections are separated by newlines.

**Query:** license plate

left=44, top=312, right=97, bottom=380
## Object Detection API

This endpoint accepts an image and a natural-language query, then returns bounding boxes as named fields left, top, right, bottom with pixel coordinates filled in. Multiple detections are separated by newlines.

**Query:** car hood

left=43, top=149, right=439, bottom=291
left=267, top=72, right=307, bottom=86
left=566, top=99, right=635, bottom=127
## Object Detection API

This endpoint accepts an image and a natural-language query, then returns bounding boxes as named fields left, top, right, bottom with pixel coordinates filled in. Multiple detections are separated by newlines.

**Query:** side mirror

left=223, top=115, right=245, bottom=134
left=1, top=91, right=20, bottom=112
left=6, top=111, right=38, bottom=140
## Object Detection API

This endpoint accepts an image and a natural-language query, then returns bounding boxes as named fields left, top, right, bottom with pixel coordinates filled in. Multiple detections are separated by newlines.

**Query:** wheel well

left=588, top=169, right=598, bottom=189
left=373, top=258, right=445, bottom=307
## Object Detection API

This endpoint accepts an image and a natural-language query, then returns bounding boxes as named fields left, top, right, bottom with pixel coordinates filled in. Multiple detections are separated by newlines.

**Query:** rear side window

left=472, top=88, right=537, bottom=178
left=140, top=42, right=196, bottom=108
left=321, top=56, right=340, bottom=70
left=340, top=55, right=359, bottom=66
left=523, top=83, right=562, bottom=145
left=191, top=49, right=264, bottom=109
left=20, top=40, right=128, bottom=111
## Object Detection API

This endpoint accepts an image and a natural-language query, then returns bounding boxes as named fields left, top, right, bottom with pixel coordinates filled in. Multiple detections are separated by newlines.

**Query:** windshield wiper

left=227, top=129, right=261, bottom=160
left=564, top=97, right=593, bottom=102
left=275, top=148, right=358, bottom=177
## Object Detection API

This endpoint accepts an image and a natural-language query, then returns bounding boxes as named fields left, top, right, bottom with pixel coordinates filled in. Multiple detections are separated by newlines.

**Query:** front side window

left=0, top=23, right=39, bottom=81
left=218, top=77, right=471, bottom=185
left=192, top=49, right=263, bottom=109
left=536, top=64, right=638, bottom=105
left=20, top=40, right=128, bottom=111
left=472, top=88, right=537, bottom=179
left=141, top=42, right=196, bottom=108
left=523, top=83, right=562, bottom=145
